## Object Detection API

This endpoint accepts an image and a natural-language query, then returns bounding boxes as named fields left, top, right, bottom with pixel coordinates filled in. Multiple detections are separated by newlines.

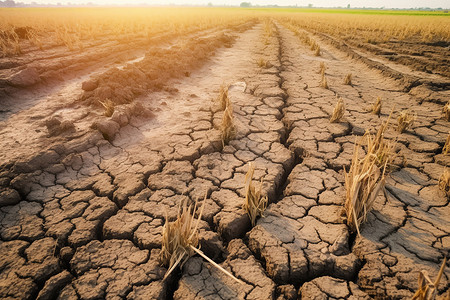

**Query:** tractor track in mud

left=0, top=19, right=449, bottom=300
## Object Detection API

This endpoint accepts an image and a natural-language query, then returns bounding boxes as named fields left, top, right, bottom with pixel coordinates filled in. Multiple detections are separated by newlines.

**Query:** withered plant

left=217, top=85, right=230, bottom=111
left=99, top=99, right=115, bottom=117
left=161, top=196, right=242, bottom=284
left=330, top=97, right=345, bottom=123
left=320, top=74, right=328, bottom=89
left=412, top=257, right=447, bottom=300
left=443, top=101, right=450, bottom=121
left=343, top=73, right=352, bottom=85
left=243, top=162, right=268, bottom=227
left=221, top=104, right=235, bottom=146
left=314, top=45, right=321, bottom=56
left=443, top=132, right=450, bottom=155
left=344, top=122, right=394, bottom=236
left=372, top=97, right=382, bottom=116
left=319, top=61, right=326, bottom=75
left=438, top=169, right=449, bottom=199
left=397, top=110, right=416, bottom=133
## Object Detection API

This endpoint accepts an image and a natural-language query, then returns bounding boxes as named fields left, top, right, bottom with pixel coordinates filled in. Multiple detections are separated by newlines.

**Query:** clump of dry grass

left=320, top=74, right=328, bottom=89
left=443, top=132, right=450, bottom=155
left=397, top=110, right=416, bottom=133
left=438, top=169, right=450, bottom=199
left=160, top=197, right=204, bottom=279
left=218, top=85, right=230, bottom=111
left=344, top=122, right=394, bottom=236
left=318, top=61, right=326, bottom=75
left=343, top=73, right=352, bottom=85
left=330, top=97, right=345, bottom=123
left=221, top=104, right=235, bottom=146
left=412, top=257, right=447, bottom=300
left=372, top=96, right=382, bottom=116
left=161, top=196, right=243, bottom=284
left=243, top=162, right=268, bottom=227
left=443, top=101, right=450, bottom=121
left=99, top=99, right=115, bottom=117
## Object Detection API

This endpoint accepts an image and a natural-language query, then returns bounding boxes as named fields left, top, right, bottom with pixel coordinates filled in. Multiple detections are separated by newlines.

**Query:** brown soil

left=0, top=20, right=448, bottom=300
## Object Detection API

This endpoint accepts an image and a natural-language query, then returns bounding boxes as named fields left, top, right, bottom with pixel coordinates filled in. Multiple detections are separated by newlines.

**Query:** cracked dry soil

left=0, top=20, right=449, bottom=300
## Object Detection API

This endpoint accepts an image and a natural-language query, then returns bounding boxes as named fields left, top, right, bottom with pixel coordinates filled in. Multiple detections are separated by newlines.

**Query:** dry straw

left=412, top=257, right=447, bottom=300
left=444, top=101, right=450, bottom=121
left=314, top=45, right=321, bottom=56
left=344, top=121, right=394, bottom=236
left=439, top=168, right=449, bottom=199
left=320, top=74, right=329, bottom=89
left=243, top=162, right=268, bottom=227
left=343, top=73, right=352, bottom=85
left=397, top=110, right=416, bottom=133
left=372, top=97, right=382, bottom=116
left=319, top=62, right=326, bottom=75
left=218, top=85, right=230, bottom=111
left=99, top=99, right=115, bottom=117
left=443, top=132, right=450, bottom=155
left=330, top=97, right=345, bottom=123
left=161, top=196, right=243, bottom=284
left=221, top=104, right=235, bottom=146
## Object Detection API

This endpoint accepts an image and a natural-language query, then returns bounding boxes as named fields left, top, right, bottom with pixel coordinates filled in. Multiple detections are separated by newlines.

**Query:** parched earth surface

left=0, top=19, right=449, bottom=300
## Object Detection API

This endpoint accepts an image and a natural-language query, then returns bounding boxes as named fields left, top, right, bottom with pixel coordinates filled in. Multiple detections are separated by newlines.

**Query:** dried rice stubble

left=161, top=195, right=243, bottom=284
left=243, top=162, right=268, bottom=227
left=397, top=109, right=416, bottom=133
left=344, top=121, right=395, bottom=237
left=330, top=97, right=345, bottom=123
left=221, top=103, right=236, bottom=146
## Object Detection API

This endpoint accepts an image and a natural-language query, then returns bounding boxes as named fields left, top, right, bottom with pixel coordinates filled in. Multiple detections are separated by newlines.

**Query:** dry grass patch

left=397, top=110, right=416, bottom=133
left=161, top=196, right=242, bottom=284
left=99, top=99, right=115, bottom=117
left=443, top=101, right=450, bottom=121
left=243, top=162, right=268, bottom=227
left=344, top=122, right=394, bottom=236
left=372, top=96, right=382, bottom=116
left=343, top=73, right=352, bottom=85
left=330, top=97, right=345, bottom=123
left=412, top=257, right=447, bottom=300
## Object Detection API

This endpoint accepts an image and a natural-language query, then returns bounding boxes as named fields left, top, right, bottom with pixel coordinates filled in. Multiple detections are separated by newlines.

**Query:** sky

left=17, top=0, right=450, bottom=8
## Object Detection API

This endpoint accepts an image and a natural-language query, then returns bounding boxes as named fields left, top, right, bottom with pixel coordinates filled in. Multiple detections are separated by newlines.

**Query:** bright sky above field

left=19, top=0, right=449, bottom=8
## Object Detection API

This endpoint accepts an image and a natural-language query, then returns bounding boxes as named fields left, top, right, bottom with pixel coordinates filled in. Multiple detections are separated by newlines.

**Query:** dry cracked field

left=0, top=9, right=449, bottom=300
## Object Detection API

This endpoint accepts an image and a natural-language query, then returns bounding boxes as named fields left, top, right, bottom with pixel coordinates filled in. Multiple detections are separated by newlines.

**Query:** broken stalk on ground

left=99, top=99, right=115, bottom=117
left=412, top=257, right=447, bottom=300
